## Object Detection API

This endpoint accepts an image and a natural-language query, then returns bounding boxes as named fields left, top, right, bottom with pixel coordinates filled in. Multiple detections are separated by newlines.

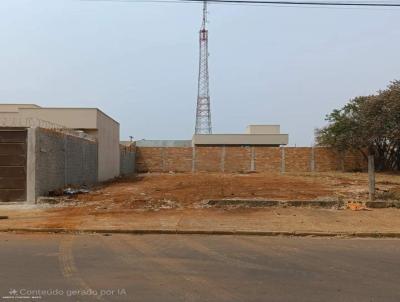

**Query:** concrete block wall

left=34, top=128, right=98, bottom=198
left=120, top=145, right=136, bottom=176
left=135, top=146, right=367, bottom=174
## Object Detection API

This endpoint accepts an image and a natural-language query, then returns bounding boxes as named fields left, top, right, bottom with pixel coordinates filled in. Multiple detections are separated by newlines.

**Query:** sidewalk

left=2, top=204, right=400, bottom=237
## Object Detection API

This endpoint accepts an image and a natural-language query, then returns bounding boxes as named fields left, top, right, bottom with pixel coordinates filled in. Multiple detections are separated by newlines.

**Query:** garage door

left=0, top=128, right=27, bottom=202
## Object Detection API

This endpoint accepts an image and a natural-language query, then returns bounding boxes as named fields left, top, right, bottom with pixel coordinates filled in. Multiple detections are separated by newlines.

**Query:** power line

left=80, top=0, right=400, bottom=7
left=198, top=0, right=400, bottom=7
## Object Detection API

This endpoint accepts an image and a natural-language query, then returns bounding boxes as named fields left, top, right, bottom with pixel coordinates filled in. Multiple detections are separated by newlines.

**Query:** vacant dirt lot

left=77, top=173, right=332, bottom=207
left=75, top=172, right=400, bottom=208
left=1, top=172, right=400, bottom=232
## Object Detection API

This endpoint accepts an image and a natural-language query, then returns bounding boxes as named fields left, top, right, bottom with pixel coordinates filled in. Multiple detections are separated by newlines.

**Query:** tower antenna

left=195, top=1, right=212, bottom=134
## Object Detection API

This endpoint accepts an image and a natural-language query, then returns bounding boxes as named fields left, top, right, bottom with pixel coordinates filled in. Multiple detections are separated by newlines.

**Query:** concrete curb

left=1, top=228, right=400, bottom=238
left=206, top=199, right=342, bottom=208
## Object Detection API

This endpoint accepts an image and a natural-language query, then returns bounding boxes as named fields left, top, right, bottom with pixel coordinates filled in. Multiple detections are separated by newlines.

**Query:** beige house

left=0, top=104, right=120, bottom=182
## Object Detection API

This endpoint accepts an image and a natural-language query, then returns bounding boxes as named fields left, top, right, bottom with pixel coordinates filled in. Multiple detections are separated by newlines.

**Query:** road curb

left=1, top=228, right=400, bottom=238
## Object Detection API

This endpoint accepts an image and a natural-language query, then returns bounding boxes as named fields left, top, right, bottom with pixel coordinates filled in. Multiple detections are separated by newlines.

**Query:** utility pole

left=368, top=155, right=375, bottom=201
left=195, top=1, right=212, bottom=134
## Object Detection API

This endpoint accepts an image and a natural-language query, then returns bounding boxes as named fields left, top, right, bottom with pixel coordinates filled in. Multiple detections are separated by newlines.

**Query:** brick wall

left=135, top=146, right=366, bottom=173
left=343, top=150, right=368, bottom=171
left=135, top=147, right=164, bottom=172
left=314, top=148, right=341, bottom=172
left=224, top=146, right=252, bottom=173
left=195, top=147, right=223, bottom=172
left=254, top=147, right=281, bottom=172
left=284, top=147, right=312, bottom=172
left=164, top=147, right=192, bottom=172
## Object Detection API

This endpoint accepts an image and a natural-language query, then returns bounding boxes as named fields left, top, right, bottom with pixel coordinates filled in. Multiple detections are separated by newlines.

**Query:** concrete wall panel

left=35, top=128, right=98, bottom=197
left=97, top=111, right=120, bottom=181
left=120, top=145, right=136, bottom=176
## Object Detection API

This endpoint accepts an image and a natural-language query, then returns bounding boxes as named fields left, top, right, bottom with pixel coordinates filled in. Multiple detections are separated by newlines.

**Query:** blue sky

left=0, top=0, right=399, bottom=145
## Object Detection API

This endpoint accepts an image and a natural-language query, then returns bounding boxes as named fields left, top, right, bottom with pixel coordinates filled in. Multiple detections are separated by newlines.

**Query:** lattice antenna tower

left=195, top=1, right=212, bottom=134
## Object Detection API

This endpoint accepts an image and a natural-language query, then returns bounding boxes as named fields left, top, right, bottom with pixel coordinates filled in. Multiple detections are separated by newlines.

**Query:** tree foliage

left=316, top=80, right=400, bottom=171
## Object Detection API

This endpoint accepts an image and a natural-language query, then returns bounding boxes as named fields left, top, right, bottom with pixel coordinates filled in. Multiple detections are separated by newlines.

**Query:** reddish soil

left=1, top=172, right=400, bottom=231
left=79, top=172, right=334, bottom=204
left=37, top=172, right=335, bottom=228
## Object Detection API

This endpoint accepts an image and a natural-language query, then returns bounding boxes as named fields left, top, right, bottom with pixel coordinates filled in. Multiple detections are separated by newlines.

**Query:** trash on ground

left=63, top=187, right=90, bottom=195
left=347, top=202, right=370, bottom=211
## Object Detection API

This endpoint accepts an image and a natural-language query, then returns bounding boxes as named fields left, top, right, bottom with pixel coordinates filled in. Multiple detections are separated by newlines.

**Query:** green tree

left=316, top=81, right=400, bottom=171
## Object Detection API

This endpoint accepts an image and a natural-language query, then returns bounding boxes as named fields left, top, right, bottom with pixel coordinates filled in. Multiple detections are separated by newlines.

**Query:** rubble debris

left=347, top=202, right=369, bottom=211
left=37, top=197, right=62, bottom=204
left=63, top=187, right=90, bottom=195
left=37, top=196, right=80, bottom=206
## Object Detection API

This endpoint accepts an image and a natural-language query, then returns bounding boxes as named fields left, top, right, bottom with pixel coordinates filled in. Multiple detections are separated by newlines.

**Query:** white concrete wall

left=96, top=111, right=120, bottom=181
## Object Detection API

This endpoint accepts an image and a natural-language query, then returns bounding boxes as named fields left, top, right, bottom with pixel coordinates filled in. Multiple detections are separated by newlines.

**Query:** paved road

left=0, top=234, right=399, bottom=302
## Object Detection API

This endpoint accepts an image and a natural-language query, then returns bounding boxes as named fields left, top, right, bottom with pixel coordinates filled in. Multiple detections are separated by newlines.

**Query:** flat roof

left=0, top=103, right=40, bottom=106
left=247, top=124, right=280, bottom=126
left=18, top=107, right=119, bottom=125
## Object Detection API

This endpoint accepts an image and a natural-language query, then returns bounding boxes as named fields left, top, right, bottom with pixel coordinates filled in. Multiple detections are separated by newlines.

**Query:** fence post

left=310, top=147, right=315, bottom=172
left=27, top=128, right=37, bottom=203
left=221, top=146, right=226, bottom=173
left=250, top=147, right=256, bottom=172
left=281, top=147, right=286, bottom=174
left=192, top=147, right=196, bottom=173
left=368, top=155, right=375, bottom=201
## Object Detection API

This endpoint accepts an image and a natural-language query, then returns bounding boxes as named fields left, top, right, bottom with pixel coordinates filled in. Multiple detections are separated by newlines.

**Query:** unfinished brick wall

left=195, top=147, right=223, bottom=172
left=224, top=146, right=252, bottom=173
left=135, top=146, right=366, bottom=173
left=164, top=147, right=192, bottom=172
left=254, top=147, right=281, bottom=172
left=284, top=147, right=312, bottom=172
left=343, top=150, right=368, bottom=171
left=314, top=148, right=341, bottom=172
left=135, top=147, right=164, bottom=172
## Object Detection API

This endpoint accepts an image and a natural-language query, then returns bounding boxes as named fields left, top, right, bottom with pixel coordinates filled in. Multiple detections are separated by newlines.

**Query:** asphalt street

left=0, top=233, right=399, bottom=301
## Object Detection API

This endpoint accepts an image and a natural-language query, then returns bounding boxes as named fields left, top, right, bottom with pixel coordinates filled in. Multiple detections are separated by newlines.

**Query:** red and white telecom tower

left=195, top=1, right=212, bottom=134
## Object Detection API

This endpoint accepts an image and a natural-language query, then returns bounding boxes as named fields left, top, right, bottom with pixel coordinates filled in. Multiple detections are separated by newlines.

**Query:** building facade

left=0, top=104, right=120, bottom=182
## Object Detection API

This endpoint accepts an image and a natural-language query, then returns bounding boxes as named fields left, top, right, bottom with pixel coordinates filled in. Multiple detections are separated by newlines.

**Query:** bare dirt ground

left=1, top=172, right=400, bottom=232
left=75, top=171, right=400, bottom=208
